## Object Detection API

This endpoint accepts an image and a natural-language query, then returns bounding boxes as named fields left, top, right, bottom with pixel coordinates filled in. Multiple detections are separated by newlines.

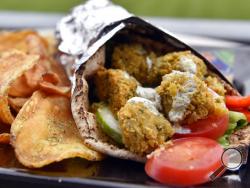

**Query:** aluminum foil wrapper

left=57, top=0, right=131, bottom=56
left=56, top=0, right=233, bottom=88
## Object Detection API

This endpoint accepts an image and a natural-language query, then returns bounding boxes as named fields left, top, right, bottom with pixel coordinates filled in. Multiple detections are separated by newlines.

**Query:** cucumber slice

left=96, top=106, right=123, bottom=145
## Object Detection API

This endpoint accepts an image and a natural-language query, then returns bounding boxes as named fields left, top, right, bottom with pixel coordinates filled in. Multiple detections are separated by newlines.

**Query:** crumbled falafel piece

left=108, top=69, right=138, bottom=114
left=156, top=71, right=226, bottom=125
left=149, top=51, right=207, bottom=85
left=205, top=75, right=226, bottom=96
left=117, top=99, right=174, bottom=156
left=94, top=67, right=109, bottom=101
left=112, top=43, right=156, bottom=85
left=94, top=68, right=138, bottom=114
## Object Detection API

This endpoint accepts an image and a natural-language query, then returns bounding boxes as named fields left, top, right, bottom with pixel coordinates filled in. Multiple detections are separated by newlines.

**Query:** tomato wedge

left=145, top=137, right=224, bottom=186
left=226, top=95, right=250, bottom=108
left=174, top=114, right=229, bottom=140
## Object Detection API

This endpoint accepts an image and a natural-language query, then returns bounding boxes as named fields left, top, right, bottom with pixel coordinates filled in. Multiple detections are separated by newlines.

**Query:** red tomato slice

left=145, top=137, right=224, bottom=186
left=174, top=114, right=229, bottom=140
left=226, top=95, right=250, bottom=108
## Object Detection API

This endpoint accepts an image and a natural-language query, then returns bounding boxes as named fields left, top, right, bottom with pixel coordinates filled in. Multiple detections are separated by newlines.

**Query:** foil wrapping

left=56, top=0, right=233, bottom=89
left=57, top=0, right=131, bottom=56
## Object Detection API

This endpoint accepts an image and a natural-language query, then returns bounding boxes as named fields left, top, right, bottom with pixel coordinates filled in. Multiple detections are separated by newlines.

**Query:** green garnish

left=218, top=111, right=248, bottom=147
left=96, top=105, right=123, bottom=145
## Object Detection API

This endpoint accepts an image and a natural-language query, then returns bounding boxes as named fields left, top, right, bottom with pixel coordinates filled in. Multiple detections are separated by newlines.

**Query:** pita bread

left=71, top=43, right=243, bottom=162
left=71, top=46, right=145, bottom=162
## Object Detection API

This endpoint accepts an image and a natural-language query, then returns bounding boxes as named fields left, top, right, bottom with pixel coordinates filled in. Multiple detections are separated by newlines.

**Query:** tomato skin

left=145, top=137, right=224, bottom=186
left=226, top=95, right=250, bottom=108
left=174, top=114, right=229, bottom=140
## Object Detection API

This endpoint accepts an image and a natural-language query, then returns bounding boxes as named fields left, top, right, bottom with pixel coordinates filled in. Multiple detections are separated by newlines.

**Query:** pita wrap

left=71, top=47, right=145, bottom=162
left=58, top=1, right=244, bottom=162
left=71, top=42, right=243, bottom=162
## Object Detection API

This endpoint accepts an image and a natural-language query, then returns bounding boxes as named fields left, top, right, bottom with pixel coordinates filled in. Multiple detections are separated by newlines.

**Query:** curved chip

left=0, top=133, right=10, bottom=144
left=11, top=91, right=104, bottom=168
left=1, top=30, right=70, bottom=98
left=41, top=72, right=60, bottom=85
left=49, top=58, right=71, bottom=86
left=39, top=81, right=71, bottom=97
left=0, top=30, right=49, bottom=56
left=0, top=50, right=39, bottom=124
left=8, top=75, right=34, bottom=97
left=8, top=97, right=28, bottom=113
left=9, top=59, right=52, bottom=98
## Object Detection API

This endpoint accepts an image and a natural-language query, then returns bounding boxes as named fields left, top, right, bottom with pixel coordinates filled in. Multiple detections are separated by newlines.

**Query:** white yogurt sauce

left=179, top=56, right=197, bottom=74
left=128, top=97, right=160, bottom=115
left=146, top=56, right=153, bottom=71
left=163, top=71, right=197, bottom=123
left=123, top=71, right=131, bottom=79
left=208, top=87, right=226, bottom=108
left=173, top=123, right=192, bottom=134
left=208, top=87, right=220, bottom=98
left=136, top=86, right=162, bottom=111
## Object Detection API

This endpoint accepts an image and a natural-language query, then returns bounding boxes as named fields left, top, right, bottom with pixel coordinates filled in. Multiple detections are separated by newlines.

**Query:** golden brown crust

left=156, top=72, right=226, bottom=124
left=149, top=51, right=207, bottom=86
left=94, top=68, right=138, bottom=114
left=112, top=44, right=147, bottom=83
left=118, top=102, right=174, bottom=155
left=205, top=75, right=226, bottom=96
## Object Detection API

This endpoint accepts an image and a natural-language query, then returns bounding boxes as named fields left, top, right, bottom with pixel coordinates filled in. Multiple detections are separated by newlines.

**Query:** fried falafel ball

left=149, top=51, right=207, bottom=85
left=117, top=97, right=174, bottom=156
left=94, top=68, right=138, bottom=114
left=94, top=67, right=109, bottom=101
left=112, top=43, right=156, bottom=85
left=156, top=71, right=227, bottom=125
left=205, top=75, right=226, bottom=96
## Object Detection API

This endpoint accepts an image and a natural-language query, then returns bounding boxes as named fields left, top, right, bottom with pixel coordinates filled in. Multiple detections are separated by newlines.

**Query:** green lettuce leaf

left=218, top=111, right=248, bottom=147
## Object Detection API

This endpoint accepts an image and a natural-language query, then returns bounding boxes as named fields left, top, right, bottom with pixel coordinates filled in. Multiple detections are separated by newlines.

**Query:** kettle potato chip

left=0, top=133, right=10, bottom=144
left=8, top=75, right=34, bottom=97
left=39, top=82, right=71, bottom=97
left=0, top=50, right=39, bottom=124
left=11, top=91, right=103, bottom=168
left=41, top=72, right=60, bottom=85
left=0, top=30, right=49, bottom=56
left=8, top=97, right=29, bottom=113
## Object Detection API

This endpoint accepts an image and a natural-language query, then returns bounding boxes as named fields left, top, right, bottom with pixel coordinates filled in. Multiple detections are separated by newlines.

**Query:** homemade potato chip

left=0, top=50, right=39, bottom=124
left=39, top=82, right=71, bottom=97
left=1, top=30, right=69, bottom=98
left=0, top=133, right=10, bottom=144
left=49, top=58, right=71, bottom=86
left=9, top=58, right=70, bottom=98
left=8, top=97, right=29, bottom=113
left=9, top=59, right=51, bottom=98
left=0, top=122, right=10, bottom=144
left=11, top=91, right=103, bottom=168
left=41, top=72, right=60, bottom=85
left=24, top=62, right=48, bottom=89
left=8, top=75, right=34, bottom=97
left=0, top=30, right=49, bottom=56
